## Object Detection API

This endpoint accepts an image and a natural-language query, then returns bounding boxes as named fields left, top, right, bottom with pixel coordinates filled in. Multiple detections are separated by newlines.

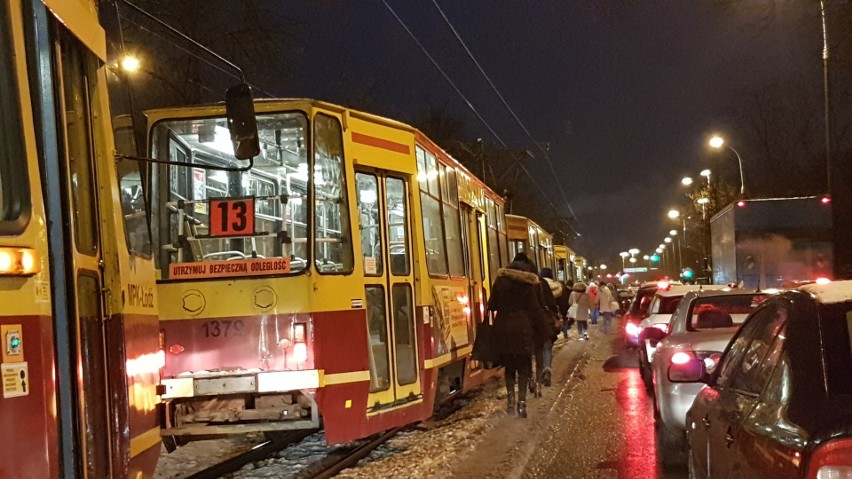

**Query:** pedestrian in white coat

left=596, top=282, right=617, bottom=334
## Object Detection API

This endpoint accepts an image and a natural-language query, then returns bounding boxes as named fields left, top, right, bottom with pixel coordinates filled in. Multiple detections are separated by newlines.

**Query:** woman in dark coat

left=487, top=253, right=549, bottom=417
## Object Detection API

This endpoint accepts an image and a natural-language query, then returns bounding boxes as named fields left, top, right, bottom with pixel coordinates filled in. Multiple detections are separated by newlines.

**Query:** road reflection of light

left=617, top=369, right=660, bottom=479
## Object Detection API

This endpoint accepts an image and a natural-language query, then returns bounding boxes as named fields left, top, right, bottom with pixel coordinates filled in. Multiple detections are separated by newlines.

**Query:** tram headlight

left=293, top=342, right=308, bottom=363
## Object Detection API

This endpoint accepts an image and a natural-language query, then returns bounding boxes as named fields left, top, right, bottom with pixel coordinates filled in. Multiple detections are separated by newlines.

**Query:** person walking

left=569, top=282, right=593, bottom=340
left=487, top=253, right=548, bottom=418
left=538, top=267, right=563, bottom=387
left=587, top=282, right=599, bottom=325
left=596, top=282, right=617, bottom=334
left=561, top=279, right=575, bottom=339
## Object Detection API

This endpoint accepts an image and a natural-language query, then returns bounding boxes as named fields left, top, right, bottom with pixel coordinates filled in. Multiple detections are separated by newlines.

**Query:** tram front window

left=150, top=112, right=310, bottom=275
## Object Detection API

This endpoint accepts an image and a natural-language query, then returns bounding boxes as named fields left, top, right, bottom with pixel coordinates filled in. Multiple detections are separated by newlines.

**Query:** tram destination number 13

left=210, top=198, right=255, bottom=237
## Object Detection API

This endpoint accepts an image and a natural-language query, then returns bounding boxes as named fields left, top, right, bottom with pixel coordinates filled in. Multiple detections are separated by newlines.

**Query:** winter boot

left=517, top=400, right=527, bottom=418
left=542, top=368, right=552, bottom=387
left=506, top=390, right=515, bottom=415
left=528, top=378, right=536, bottom=394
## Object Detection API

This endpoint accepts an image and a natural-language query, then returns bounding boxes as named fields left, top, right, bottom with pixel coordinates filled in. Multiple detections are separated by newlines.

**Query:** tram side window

left=365, top=285, right=390, bottom=392
left=416, top=146, right=448, bottom=276
left=442, top=167, right=465, bottom=277
left=497, top=204, right=509, bottom=267
left=314, top=114, right=353, bottom=274
left=386, top=177, right=410, bottom=276
left=355, top=172, right=383, bottom=276
left=392, top=284, right=417, bottom=385
left=150, top=112, right=310, bottom=274
left=114, top=126, right=152, bottom=256
left=60, top=34, right=98, bottom=255
left=0, top=5, right=30, bottom=233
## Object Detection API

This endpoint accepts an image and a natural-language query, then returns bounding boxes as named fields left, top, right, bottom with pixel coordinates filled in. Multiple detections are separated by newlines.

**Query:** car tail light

left=820, top=195, right=831, bottom=205
left=625, top=322, right=640, bottom=337
left=695, top=351, right=723, bottom=374
left=815, top=277, right=832, bottom=285
left=657, top=280, right=670, bottom=290
left=807, top=438, right=852, bottom=479
left=671, top=351, right=692, bottom=365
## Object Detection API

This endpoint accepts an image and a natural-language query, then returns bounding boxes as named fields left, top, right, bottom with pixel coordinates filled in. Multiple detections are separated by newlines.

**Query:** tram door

left=356, top=171, right=421, bottom=409
left=47, top=27, right=113, bottom=477
left=461, top=206, right=489, bottom=330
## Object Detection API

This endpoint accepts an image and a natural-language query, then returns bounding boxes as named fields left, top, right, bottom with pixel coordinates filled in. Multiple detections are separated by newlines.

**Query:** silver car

left=649, top=289, right=770, bottom=465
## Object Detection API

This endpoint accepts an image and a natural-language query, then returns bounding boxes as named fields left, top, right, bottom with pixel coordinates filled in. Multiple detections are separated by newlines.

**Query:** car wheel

left=639, top=348, right=653, bottom=392
left=656, top=422, right=687, bottom=469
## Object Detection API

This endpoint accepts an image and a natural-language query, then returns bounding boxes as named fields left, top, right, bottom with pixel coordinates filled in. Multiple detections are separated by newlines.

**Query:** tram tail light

left=807, top=438, right=852, bottom=479
left=293, top=322, right=308, bottom=363
left=0, top=247, right=41, bottom=276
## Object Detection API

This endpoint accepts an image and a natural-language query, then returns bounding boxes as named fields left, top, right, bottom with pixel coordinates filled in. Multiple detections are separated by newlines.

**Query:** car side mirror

left=668, top=358, right=707, bottom=383
left=641, top=326, right=667, bottom=343
left=225, top=83, right=260, bottom=160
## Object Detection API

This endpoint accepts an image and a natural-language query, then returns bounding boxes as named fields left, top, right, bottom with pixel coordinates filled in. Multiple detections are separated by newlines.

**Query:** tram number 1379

left=201, top=319, right=245, bottom=338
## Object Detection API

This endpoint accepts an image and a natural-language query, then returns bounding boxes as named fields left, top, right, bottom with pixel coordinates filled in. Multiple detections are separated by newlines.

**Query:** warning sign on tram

left=169, top=258, right=291, bottom=280
left=209, top=198, right=255, bottom=237
left=2, top=362, right=29, bottom=398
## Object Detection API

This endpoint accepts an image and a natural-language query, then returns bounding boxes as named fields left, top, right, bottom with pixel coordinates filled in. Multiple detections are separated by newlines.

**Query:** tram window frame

left=0, top=4, right=31, bottom=234
left=150, top=110, right=312, bottom=277
left=355, top=172, right=383, bottom=277
left=313, top=113, right=354, bottom=275
left=442, top=167, right=465, bottom=278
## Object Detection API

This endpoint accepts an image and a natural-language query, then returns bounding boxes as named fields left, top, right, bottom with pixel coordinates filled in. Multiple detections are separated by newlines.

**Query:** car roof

left=799, top=280, right=852, bottom=304
left=654, top=284, right=728, bottom=298
left=680, top=288, right=762, bottom=300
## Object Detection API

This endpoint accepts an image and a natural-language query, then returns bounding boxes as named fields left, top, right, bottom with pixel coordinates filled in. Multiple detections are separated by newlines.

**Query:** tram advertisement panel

left=430, top=285, right=470, bottom=356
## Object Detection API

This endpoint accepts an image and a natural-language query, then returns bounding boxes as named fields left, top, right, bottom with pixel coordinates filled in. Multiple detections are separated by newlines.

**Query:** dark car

left=677, top=281, right=852, bottom=478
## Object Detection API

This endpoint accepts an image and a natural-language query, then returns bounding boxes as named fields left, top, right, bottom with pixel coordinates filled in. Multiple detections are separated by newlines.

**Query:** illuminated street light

left=709, top=135, right=745, bottom=197
left=600, top=264, right=607, bottom=270
left=668, top=209, right=680, bottom=219
left=700, top=169, right=711, bottom=179
left=681, top=177, right=693, bottom=186
left=697, top=197, right=710, bottom=205
left=619, top=251, right=629, bottom=269
left=629, top=257, right=637, bottom=263
left=659, top=244, right=666, bottom=250
left=664, top=237, right=672, bottom=244
left=669, top=229, right=677, bottom=236
left=628, top=248, right=640, bottom=256
left=642, top=255, right=649, bottom=260
left=119, top=54, right=141, bottom=74
left=656, top=248, right=663, bottom=253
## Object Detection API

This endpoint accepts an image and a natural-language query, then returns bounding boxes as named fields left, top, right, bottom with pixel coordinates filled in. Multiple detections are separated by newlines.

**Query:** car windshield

left=687, top=294, right=767, bottom=331
left=819, top=301, right=852, bottom=396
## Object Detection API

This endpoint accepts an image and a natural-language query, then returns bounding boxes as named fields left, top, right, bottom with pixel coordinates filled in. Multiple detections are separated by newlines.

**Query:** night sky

left=267, top=2, right=829, bottom=263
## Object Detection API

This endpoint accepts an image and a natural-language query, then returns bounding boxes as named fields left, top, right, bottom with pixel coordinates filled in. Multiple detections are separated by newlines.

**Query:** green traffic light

left=682, top=269, right=694, bottom=279
left=650, top=254, right=660, bottom=262
left=10, top=337, right=20, bottom=348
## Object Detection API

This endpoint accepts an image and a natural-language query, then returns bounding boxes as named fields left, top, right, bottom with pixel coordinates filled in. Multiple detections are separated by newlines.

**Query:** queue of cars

left=623, top=278, right=852, bottom=476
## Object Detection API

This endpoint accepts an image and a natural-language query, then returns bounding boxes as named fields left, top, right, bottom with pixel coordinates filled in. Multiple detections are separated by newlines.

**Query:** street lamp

left=628, top=248, right=640, bottom=256
left=664, top=237, right=672, bottom=244
left=600, top=264, right=607, bottom=270
left=119, top=54, right=141, bottom=74
left=697, top=197, right=710, bottom=220
left=619, top=251, right=629, bottom=269
left=700, top=169, right=711, bottom=186
left=669, top=229, right=677, bottom=236
left=681, top=176, right=693, bottom=186
left=709, top=135, right=745, bottom=197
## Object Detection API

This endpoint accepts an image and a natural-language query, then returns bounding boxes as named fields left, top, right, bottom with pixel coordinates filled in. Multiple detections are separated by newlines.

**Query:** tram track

left=184, top=430, right=317, bottom=479
left=292, top=427, right=405, bottom=479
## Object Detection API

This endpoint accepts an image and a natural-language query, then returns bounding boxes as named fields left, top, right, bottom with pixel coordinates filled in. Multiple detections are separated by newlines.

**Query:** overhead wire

left=430, top=0, right=581, bottom=229
left=380, top=0, right=567, bottom=222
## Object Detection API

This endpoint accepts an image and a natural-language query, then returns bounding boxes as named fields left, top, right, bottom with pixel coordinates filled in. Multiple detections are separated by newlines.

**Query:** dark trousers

left=577, top=320, right=589, bottom=336
left=502, top=353, right=532, bottom=402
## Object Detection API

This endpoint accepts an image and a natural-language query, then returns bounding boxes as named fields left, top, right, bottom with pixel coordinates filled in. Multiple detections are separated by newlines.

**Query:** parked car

left=637, top=284, right=728, bottom=389
left=650, top=289, right=769, bottom=464
left=680, top=280, right=852, bottom=479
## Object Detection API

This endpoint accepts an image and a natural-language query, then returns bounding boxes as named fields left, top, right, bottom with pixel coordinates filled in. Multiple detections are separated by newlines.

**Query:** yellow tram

left=0, top=0, right=162, bottom=476
left=505, top=214, right=556, bottom=273
left=132, top=99, right=511, bottom=444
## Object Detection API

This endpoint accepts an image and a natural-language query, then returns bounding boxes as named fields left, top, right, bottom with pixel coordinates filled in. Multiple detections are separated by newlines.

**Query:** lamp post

left=619, top=251, right=629, bottom=269
left=709, top=135, right=745, bottom=197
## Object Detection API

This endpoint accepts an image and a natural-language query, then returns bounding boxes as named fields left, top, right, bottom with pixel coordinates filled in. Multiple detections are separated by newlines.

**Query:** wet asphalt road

left=523, top=325, right=689, bottom=479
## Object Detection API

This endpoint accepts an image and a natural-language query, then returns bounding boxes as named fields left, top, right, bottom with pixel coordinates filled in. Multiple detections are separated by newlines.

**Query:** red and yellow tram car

left=506, top=214, right=556, bottom=273
left=142, top=99, right=512, bottom=444
left=1, top=0, right=161, bottom=476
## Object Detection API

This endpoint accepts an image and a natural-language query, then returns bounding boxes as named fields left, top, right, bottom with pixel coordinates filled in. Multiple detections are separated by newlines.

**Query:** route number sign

left=209, top=198, right=255, bottom=237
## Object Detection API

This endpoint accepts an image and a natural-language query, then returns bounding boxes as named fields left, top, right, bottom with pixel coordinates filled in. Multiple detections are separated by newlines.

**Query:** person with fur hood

left=487, top=253, right=549, bottom=418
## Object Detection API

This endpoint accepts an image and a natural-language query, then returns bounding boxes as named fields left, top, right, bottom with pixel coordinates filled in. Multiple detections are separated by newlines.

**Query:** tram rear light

left=293, top=342, right=308, bottom=363
left=168, top=344, right=185, bottom=355
left=0, top=247, right=41, bottom=276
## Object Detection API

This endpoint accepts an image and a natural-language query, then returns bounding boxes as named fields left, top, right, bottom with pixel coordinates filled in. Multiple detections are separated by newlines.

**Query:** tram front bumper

left=161, top=369, right=321, bottom=399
